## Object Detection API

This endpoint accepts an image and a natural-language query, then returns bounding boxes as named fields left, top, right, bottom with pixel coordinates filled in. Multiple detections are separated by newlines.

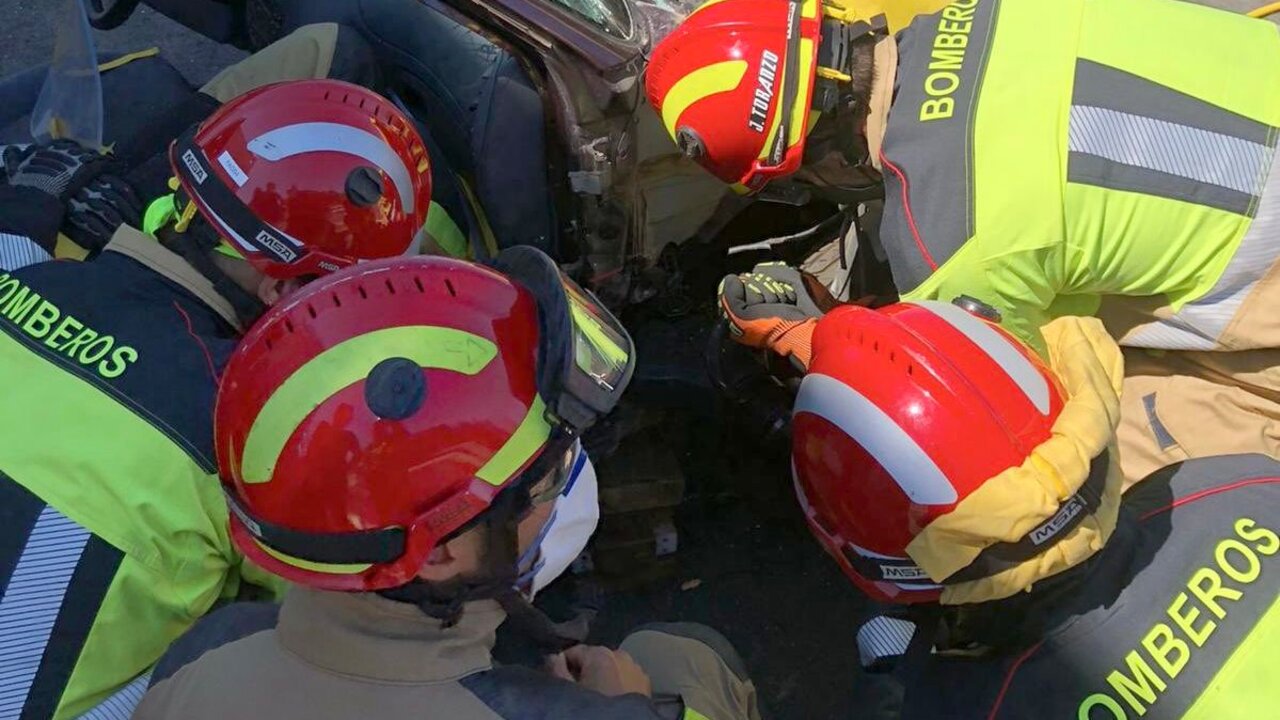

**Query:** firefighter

left=789, top=297, right=1277, bottom=718
left=0, top=78, right=432, bottom=718
left=649, top=0, right=1280, bottom=483
left=134, top=253, right=762, bottom=720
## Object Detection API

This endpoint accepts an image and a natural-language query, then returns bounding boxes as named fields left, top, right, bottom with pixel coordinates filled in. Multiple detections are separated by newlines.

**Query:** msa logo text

left=181, top=150, right=208, bottom=184
left=1031, top=497, right=1085, bottom=546
left=880, top=564, right=929, bottom=580
left=256, top=230, right=298, bottom=263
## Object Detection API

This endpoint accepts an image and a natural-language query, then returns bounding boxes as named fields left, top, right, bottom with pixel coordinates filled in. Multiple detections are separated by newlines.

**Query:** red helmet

left=790, top=301, right=1067, bottom=603
left=646, top=0, right=825, bottom=191
left=216, top=251, right=635, bottom=591
left=170, top=79, right=432, bottom=280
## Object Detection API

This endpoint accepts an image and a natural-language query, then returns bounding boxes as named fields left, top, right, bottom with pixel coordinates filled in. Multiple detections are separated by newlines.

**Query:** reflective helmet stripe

left=247, top=122, right=420, bottom=213
left=660, top=60, right=748, bottom=139
left=909, top=300, right=1052, bottom=415
left=794, top=373, right=958, bottom=505
left=241, top=325, right=498, bottom=484
left=475, top=395, right=553, bottom=487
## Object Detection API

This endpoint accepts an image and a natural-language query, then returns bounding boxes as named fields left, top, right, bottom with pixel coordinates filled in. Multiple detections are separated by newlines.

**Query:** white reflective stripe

left=79, top=672, right=151, bottom=720
left=0, top=507, right=91, bottom=717
left=198, top=203, right=256, bottom=254
left=1069, top=106, right=1272, bottom=196
left=911, top=300, right=1051, bottom=415
left=1122, top=151, right=1280, bottom=351
left=0, top=233, right=52, bottom=271
left=248, top=122, right=416, bottom=213
left=794, top=373, right=958, bottom=505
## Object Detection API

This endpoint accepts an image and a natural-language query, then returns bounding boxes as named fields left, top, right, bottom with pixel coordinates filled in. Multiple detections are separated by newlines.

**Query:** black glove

left=64, top=174, right=143, bottom=254
left=3, top=140, right=115, bottom=203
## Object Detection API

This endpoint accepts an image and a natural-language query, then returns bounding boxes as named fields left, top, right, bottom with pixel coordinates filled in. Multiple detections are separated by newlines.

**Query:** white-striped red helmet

left=170, top=79, right=432, bottom=279
left=791, top=301, right=1066, bottom=603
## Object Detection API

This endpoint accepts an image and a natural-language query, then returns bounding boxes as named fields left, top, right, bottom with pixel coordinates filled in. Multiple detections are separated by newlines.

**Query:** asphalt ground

left=1, top=1, right=1277, bottom=719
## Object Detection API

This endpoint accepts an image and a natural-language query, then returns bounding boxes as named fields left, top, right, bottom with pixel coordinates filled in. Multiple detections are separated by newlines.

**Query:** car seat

left=256, top=0, right=557, bottom=256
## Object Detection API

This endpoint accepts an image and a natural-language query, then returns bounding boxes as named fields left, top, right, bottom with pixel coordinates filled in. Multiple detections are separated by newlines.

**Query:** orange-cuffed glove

left=718, top=262, right=832, bottom=371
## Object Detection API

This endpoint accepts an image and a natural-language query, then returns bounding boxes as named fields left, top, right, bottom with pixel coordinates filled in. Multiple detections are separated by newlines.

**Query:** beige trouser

left=1117, top=347, right=1280, bottom=487
left=198, top=23, right=344, bottom=102
left=621, top=623, right=763, bottom=720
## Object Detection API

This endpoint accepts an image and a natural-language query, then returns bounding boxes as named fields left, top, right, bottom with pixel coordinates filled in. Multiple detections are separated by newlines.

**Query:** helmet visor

left=564, top=276, right=632, bottom=393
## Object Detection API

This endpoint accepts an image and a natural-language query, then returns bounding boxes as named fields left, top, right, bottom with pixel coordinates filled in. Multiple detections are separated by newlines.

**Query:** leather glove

left=718, top=262, right=834, bottom=371
left=64, top=174, right=143, bottom=254
left=3, top=140, right=115, bottom=203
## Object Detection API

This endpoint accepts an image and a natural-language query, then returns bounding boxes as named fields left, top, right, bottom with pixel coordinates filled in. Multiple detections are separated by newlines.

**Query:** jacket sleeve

left=0, top=185, right=61, bottom=270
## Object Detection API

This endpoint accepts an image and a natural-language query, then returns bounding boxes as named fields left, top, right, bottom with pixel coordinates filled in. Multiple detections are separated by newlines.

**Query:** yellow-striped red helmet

left=645, top=0, right=948, bottom=191
left=646, top=0, right=827, bottom=192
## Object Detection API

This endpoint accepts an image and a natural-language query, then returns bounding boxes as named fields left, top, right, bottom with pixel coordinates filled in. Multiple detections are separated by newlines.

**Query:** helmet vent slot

left=385, top=279, right=397, bottom=295
left=331, top=293, right=342, bottom=308
left=444, top=279, right=457, bottom=297
left=306, top=304, right=317, bottom=320
left=283, top=319, right=294, bottom=333
left=413, top=277, right=425, bottom=294
left=357, top=285, right=368, bottom=300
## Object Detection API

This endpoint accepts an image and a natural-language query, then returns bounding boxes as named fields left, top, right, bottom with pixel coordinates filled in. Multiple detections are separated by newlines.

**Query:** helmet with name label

left=170, top=79, right=433, bottom=280
left=789, top=301, right=1120, bottom=604
left=645, top=0, right=949, bottom=191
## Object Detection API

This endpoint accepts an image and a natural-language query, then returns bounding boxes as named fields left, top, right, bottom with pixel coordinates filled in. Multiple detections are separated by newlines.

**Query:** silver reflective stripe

left=1123, top=151, right=1280, bottom=350
left=0, top=507, right=91, bottom=717
left=79, top=672, right=151, bottom=720
left=857, top=616, right=918, bottom=668
left=911, top=300, right=1052, bottom=415
left=0, top=233, right=52, bottom=272
left=1072, top=60, right=1273, bottom=146
left=794, top=373, right=957, bottom=505
left=248, top=122, right=416, bottom=213
left=1068, top=105, right=1272, bottom=198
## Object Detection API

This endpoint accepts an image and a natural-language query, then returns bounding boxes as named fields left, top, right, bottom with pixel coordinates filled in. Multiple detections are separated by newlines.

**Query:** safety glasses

left=488, top=246, right=636, bottom=436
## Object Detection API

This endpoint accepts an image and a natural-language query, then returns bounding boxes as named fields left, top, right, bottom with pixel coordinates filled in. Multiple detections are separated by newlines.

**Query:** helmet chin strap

left=378, top=484, right=590, bottom=652
left=155, top=217, right=267, bottom=328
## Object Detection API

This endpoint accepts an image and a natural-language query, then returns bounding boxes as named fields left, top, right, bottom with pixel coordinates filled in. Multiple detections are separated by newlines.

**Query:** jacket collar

left=103, top=225, right=242, bottom=331
left=864, top=35, right=898, bottom=172
left=277, top=587, right=505, bottom=684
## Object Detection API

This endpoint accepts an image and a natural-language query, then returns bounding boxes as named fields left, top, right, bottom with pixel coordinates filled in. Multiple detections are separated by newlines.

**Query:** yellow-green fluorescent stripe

left=661, top=61, right=749, bottom=139
left=424, top=201, right=469, bottom=259
left=242, top=325, right=498, bottom=483
left=570, top=303, right=630, bottom=367
left=255, top=538, right=372, bottom=575
left=475, top=395, right=552, bottom=486
left=1184, top=596, right=1280, bottom=719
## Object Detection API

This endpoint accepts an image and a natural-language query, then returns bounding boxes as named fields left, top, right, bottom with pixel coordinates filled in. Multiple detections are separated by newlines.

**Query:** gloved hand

left=718, top=262, right=833, bottom=371
left=3, top=140, right=115, bottom=203
left=64, top=174, right=143, bottom=254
